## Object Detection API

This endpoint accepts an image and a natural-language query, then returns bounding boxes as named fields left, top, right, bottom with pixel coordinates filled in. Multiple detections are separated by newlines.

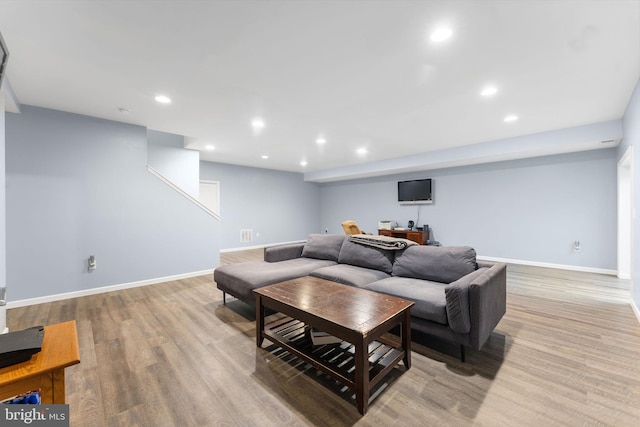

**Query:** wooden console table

left=0, top=320, right=80, bottom=404
left=378, top=229, right=429, bottom=245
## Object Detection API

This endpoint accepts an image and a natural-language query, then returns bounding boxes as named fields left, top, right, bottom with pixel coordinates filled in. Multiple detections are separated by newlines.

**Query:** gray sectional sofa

left=214, top=234, right=507, bottom=360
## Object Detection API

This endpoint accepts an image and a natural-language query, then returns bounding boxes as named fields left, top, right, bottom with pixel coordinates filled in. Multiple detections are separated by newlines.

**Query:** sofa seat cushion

left=214, top=258, right=336, bottom=302
left=310, top=264, right=391, bottom=288
left=337, top=239, right=395, bottom=274
left=392, top=245, right=477, bottom=284
left=363, top=277, right=448, bottom=325
left=301, top=234, right=346, bottom=261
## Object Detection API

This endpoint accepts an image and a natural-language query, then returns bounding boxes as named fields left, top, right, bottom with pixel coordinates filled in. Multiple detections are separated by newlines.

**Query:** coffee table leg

left=354, top=340, right=369, bottom=415
left=402, top=309, right=411, bottom=369
left=255, top=295, right=265, bottom=347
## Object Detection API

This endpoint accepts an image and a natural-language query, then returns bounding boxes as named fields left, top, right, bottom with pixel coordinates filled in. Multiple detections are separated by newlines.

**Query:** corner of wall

left=632, top=298, right=640, bottom=324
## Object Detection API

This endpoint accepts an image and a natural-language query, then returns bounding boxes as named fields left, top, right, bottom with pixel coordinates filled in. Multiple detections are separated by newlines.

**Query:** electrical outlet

left=573, top=241, right=581, bottom=253
left=325, top=228, right=328, bottom=233
left=88, top=255, right=97, bottom=271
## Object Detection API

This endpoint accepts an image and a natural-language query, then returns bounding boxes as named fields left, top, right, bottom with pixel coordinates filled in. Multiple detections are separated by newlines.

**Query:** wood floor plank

left=6, top=252, right=640, bottom=426
left=66, top=367, right=105, bottom=427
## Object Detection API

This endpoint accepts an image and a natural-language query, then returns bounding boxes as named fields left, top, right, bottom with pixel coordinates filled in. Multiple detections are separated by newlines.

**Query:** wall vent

left=240, top=229, right=253, bottom=243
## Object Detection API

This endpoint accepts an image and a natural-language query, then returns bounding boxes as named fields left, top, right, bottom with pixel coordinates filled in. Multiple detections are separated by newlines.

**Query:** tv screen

left=398, top=179, right=432, bottom=205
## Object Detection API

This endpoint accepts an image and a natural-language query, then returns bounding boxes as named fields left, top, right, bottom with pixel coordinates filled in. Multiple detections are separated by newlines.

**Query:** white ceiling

left=1, top=0, right=639, bottom=179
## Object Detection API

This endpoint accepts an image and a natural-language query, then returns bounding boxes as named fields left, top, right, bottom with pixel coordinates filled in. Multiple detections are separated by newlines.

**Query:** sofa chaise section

left=214, top=234, right=345, bottom=304
left=215, top=257, right=336, bottom=304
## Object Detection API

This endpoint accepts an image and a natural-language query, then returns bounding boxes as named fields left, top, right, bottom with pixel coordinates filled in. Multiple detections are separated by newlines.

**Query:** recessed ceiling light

left=205, top=145, right=215, bottom=151
left=261, top=155, right=269, bottom=159
left=430, top=27, right=452, bottom=42
left=356, top=148, right=368, bottom=155
left=155, top=95, right=171, bottom=104
left=316, top=137, right=326, bottom=144
left=252, top=118, right=265, bottom=129
left=481, top=86, right=498, bottom=97
left=504, top=114, right=519, bottom=123
left=118, top=107, right=130, bottom=115
left=300, top=160, right=308, bottom=167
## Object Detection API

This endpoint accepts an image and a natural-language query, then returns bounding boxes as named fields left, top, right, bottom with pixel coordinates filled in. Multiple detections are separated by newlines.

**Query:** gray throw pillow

left=301, top=234, right=346, bottom=262
left=392, top=245, right=477, bottom=283
left=337, top=239, right=395, bottom=274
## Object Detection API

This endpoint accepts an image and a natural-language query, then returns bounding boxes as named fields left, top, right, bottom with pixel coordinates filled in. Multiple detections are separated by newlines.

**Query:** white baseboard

left=221, top=240, right=305, bottom=253
left=6, top=269, right=214, bottom=309
left=477, top=255, right=618, bottom=276
left=220, top=244, right=267, bottom=253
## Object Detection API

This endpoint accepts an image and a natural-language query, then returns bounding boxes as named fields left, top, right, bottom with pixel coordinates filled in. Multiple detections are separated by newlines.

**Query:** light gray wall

left=147, top=129, right=199, bottom=198
left=0, top=93, right=5, bottom=289
left=619, top=78, right=639, bottom=309
left=200, top=161, right=321, bottom=249
left=320, top=149, right=617, bottom=270
left=6, top=106, right=220, bottom=302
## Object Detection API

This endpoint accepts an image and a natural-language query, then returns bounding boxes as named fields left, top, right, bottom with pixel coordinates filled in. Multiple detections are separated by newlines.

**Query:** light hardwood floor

left=7, top=249, right=640, bottom=426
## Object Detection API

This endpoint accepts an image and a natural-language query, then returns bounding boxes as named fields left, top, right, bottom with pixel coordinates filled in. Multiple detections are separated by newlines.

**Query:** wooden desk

left=0, top=320, right=80, bottom=403
left=378, top=229, right=429, bottom=245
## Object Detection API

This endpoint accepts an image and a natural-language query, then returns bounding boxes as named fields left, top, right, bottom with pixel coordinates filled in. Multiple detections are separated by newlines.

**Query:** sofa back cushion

left=337, top=238, right=395, bottom=274
left=392, top=245, right=477, bottom=284
left=301, top=234, right=346, bottom=262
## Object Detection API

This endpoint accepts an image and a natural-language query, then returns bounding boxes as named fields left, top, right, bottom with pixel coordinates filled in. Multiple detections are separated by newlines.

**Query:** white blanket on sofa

left=348, top=234, right=418, bottom=250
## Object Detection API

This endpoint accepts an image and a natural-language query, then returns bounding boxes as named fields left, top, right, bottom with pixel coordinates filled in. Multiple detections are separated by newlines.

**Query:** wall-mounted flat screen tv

left=0, top=32, right=8, bottom=90
left=398, top=179, right=432, bottom=205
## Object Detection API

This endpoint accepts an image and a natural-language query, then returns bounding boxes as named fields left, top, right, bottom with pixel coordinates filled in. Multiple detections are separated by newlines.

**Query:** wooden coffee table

left=254, top=276, right=414, bottom=415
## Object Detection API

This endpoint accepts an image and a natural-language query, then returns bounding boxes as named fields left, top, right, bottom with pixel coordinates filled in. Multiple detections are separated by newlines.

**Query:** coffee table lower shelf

left=263, top=317, right=405, bottom=395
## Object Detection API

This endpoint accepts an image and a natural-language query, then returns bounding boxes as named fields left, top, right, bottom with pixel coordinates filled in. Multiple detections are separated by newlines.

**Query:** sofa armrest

left=445, top=267, right=489, bottom=334
left=264, top=242, right=305, bottom=262
left=468, top=262, right=507, bottom=350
